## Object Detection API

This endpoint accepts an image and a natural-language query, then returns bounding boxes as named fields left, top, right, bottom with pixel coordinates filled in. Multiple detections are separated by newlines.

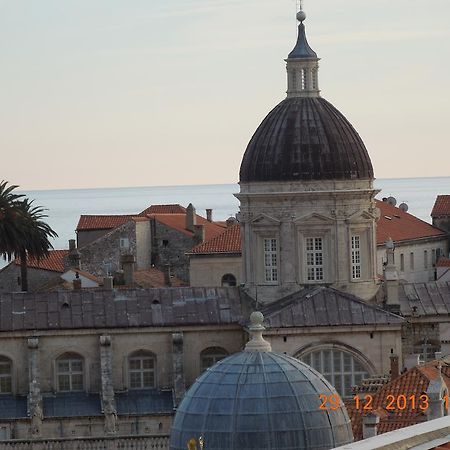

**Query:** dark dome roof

left=170, top=351, right=354, bottom=450
left=240, top=97, right=373, bottom=183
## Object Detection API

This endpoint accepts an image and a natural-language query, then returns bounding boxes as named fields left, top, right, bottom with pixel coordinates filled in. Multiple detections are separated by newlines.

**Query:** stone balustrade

left=0, top=435, right=169, bottom=450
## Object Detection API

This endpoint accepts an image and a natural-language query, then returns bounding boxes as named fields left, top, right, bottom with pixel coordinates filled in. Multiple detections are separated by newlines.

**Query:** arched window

left=0, top=356, right=12, bottom=394
left=221, top=274, right=237, bottom=287
left=298, top=347, right=370, bottom=398
left=128, top=351, right=156, bottom=389
left=201, top=347, right=228, bottom=372
left=56, top=353, right=84, bottom=392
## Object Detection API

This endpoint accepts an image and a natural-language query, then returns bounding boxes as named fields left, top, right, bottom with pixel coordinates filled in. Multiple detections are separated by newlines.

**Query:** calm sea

left=2, top=177, right=449, bottom=262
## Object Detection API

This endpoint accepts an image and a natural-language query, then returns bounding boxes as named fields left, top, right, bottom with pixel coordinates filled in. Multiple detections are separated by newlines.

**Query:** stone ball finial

left=297, top=10, right=306, bottom=22
left=250, top=311, right=264, bottom=328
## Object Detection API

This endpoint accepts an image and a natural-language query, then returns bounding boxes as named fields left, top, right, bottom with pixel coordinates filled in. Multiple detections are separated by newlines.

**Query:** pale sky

left=1, top=0, right=449, bottom=190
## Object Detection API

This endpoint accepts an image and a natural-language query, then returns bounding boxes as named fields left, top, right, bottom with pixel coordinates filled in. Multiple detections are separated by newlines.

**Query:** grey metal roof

left=116, top=389, right=174, bottom=415
left=170, top=351, right=354, bottom=450
left=288, top=22, right=317, bottom=59
left=239, top=97, right=374, bottom=183
left=0, top=395, right=27, bottom=419
left=0, top=287, right=243, bottom=332
left=399, top=282, right=450, bottom=317
left=261, top=287, right=404, bottom=328
left=43, top=393, right=102, bottom=417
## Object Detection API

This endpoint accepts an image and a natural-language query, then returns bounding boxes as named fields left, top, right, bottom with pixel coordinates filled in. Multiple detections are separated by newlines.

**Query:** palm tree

left=14, top=198, right=58, bottom=291
left=0, top=180, right=24, bottom=260
left=0, top=180, right=58, bottom=291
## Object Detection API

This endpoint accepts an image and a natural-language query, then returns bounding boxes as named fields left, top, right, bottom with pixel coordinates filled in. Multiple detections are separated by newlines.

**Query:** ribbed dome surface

left=170, top=352, right=353, bottom=450
left=240, top=97, right=373, bottom=182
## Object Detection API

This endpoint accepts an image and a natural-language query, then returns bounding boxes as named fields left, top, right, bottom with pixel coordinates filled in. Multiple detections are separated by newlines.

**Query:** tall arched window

left=298, top=347, right=370, bottom=398
left=201, top=347, right=228, bottom=372
left=0, top=356, right=12, bottom=394
left=56, top=353, right=84, bottom=392
left=221, top=274, right=237, bottom=287
left=128, top=351, right=156, bottom=389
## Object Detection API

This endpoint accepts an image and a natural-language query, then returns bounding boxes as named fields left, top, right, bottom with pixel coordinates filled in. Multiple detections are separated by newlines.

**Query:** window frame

left=200, top=347, right=229, bottom=372
left=221, top=273, right=237, bottom=287
left=305, top=236, right=324, bottom=282
left=0, top=356, right=12, bottom=395
left=297, top=346, right=372, bottom=399
left=55, top=353, right=85, bottom=393
left=128, top=351, right=157, bottom=390
left=263, top=237, right=279, bottom=284
left=351, top=235, right=361, bottom=280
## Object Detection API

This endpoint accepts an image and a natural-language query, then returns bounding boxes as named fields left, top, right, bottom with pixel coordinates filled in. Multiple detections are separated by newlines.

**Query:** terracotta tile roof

left=76, top=215, right=134, bottom=231
left=437, top=257, right=450, bottom=268
left=189, top=224, right=241, bottom=254
left=14, top=250, right=69, bottom=273
left=376, top=199, right=446, bottom=244
left=347, top=360, right=450, bottom=440
left=148, top=214, right=224, bottom=241
left=432, top=195, right=450, bottom=217
left=65, top=268, right=100, bottom=283
left=139, top=204, right=186, bottom=216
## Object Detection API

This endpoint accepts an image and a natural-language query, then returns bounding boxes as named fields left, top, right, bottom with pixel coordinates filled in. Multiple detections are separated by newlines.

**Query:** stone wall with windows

left=237, top=179, right=379, bottom=304
left=189, top=255, right=242, bottom=287
left=376, top=236, right=448, bottom=283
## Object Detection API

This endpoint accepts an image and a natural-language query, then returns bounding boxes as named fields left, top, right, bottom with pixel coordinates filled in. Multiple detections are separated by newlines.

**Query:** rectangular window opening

left=351, top=235, right=361, bottom=280
left=306, top=237, right=324, bottom=281
left=263, top=238, right=278, bottom=283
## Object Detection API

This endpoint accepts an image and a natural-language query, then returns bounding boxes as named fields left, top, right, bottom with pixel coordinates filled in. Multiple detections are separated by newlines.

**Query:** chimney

left=206, top=209, right=213, bottom=222
left=384, top=238, right=400, bottom=313
left=186, top=203, right=196, bottom=232
left=103, top=276, right=113, bottom=290
left=390, top=350, right=399, bottom=381
left=435, top=351, right=443, bottom=360
left=193, top=224, right=205, bottom=245
left=120, top=254, right=135, bottom=286
left=68, top=239, right=81, bottom=270
left=362, top=412, right=380, bottom=439
left=163, top=264, right=172, bottom=287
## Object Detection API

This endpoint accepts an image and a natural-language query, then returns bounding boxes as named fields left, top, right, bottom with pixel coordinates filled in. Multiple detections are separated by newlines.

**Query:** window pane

left=58, top=362, right=70, bottom=372
left=71, top=374, right=83, bottom=391
left=143, top=372, right=155, bottom=388
left=71, top=361, right=83, bottom=372
left=143, top=358, right=154, bottom=369
left=130, top=372, right=141, bottom=389
left=58, top=375, right=70, bottom=391
left=0, top=377, right=11, bottom=393
left=0, top=363, right=10, bottom=375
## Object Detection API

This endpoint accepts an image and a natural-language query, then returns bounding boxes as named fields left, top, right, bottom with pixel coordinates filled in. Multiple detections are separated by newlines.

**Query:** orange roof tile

left=148, top=213, right=225, bottom=241
left=14, top=250, right=69, bottom=273
left=76, top=215, right=134, bottom=231
left=347, top=360, right=450, bottom=440
left=437, top=257, right=450, bottom=268
left=432, top=195, right=450, bottom=217
left=376, top=200, right=446, bottom=244
left=139, top=204, right=186, bottom=216
left=189, top=224, right=241, bottom=254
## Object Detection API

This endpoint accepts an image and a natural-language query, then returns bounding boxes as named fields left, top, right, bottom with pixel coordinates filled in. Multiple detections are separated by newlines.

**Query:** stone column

left=99, top=335, right=117, bottom=435
left=27, top=338, right=43, bottom=439
left=172, top=332, right=186, bottom=406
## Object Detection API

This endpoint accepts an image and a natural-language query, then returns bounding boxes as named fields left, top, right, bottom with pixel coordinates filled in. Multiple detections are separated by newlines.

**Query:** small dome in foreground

left=170, top=315, right=353, bottom=450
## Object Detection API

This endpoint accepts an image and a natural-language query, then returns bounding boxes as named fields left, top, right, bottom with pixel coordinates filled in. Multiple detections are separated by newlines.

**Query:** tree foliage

left=0, top=180, right=58, bottom=291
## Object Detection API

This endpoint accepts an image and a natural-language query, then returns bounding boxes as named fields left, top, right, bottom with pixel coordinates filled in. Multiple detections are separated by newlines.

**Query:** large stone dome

left=240, top=97, right=373, bottom=183
left=170, top=351, right=354, bottom=450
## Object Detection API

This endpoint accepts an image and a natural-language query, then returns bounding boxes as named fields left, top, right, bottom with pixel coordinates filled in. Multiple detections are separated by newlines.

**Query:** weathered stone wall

left=152, top=221, right=193, bottom=282
left=189, top=255, right=242, bottom=287
left=402, top=321, right=440, bottom=360
left=0, top=264, right=61, bottom=294
left=79, top=221, right=137, bottom=277
left=77, top=229, right=111, bottom=249
left=433, top=217, right=450, bottom=234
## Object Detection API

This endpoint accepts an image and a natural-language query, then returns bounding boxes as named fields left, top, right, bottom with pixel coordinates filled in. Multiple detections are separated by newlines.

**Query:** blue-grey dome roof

left=288, top=22, right=317, bottom=59
left=170, top=351, right=353, bottom=450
